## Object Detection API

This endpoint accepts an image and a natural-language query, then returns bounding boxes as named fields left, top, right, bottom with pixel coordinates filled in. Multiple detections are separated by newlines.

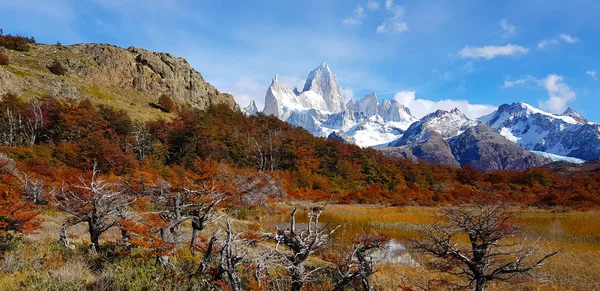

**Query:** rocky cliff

left=0, top=43, right=235, bottom=120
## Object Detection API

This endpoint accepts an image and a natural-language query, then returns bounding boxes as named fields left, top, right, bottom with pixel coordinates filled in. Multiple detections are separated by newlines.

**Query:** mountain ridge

left=242, top=63, right=599, bottom=170
left=0, top=42, right=236, bottom=120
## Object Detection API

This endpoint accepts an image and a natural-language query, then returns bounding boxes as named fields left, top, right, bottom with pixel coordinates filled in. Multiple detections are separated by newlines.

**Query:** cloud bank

left=393, top=90, right=497, bottom=119
left=503, top=74, right=576, bottom=113
left=538, top=33, right=580, bottom=49
left=459, top=44, right=528, bottom=60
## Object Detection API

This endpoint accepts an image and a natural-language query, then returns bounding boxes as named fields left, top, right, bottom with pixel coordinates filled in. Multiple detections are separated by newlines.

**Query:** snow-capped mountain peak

left=480, top=102, right=600, bottom=160
left=302, top=62, right=344, bottom=113
left=561, top=107, right=588, bottom=124
left=262, top=74, right=300, bottom=118
left=271, top=74, right=281, bottom=90
left=379, top=99, right=417, bottom=123
left=356, top=93, right=379, bottom=117
left=390, top=108, right=477, bottom=146
left=484, top=102, right=579, bottom=126
left=242, top=100, right=258, bottom=116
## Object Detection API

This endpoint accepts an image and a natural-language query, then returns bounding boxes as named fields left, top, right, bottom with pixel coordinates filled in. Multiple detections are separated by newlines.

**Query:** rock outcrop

left=448, top=124, right=549, bottom=171
left=0, top=43, right=235, bottom=119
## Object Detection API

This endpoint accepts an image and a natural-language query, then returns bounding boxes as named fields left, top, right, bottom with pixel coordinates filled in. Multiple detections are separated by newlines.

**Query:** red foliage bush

left=48, top=59, right=67, bottom=75
left=0, top=50, right=8, bottom=66
left=0, top=181, right=41, bottom=235
left=0, top=31, right=35, bottom=52
left=158, top=94, right=175, bottom=113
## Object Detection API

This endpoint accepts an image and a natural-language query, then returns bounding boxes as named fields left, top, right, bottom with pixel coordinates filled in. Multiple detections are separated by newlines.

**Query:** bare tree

left=154, top=187, right=189, bottom=268
left=15, top=172, right=46, bottom=204
left=0, top=152, right=16, bottom=174
left=23, top=98, right=44, bottom=145
left=412, top=204, right=559, bottom=291
left=124, top=177, right=222, bottom=268
left=228, top=169, right=283, bottom=206
left=249, top=127, right=286, bottom=172
left=0, top=98, right=45, bottom=146
left=265, top=207, right=340, bottom=291
left=196, top=230, right=220, bottom=275
left=217, top=219, right=245, bottom=291
left=54, top=164, right=135, bottom=252
left=330, top=231, right=389, bottom=291
left=130, top=123, right=153, bottom=161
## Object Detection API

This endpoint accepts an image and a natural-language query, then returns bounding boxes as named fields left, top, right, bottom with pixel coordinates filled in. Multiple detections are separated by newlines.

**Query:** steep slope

left=383, top=110, right=551, bottom=171
left=258, top=64, right=417, bottom=147
left=379, top=99, right=414, bottom=122
left=327, top=131, right=356, bottom=144
left=381, top=134, right=460, bottom=167
left=480, top=102, right=600, bottom=160
left=0, top=43, right=235, bottom=120
left=340, top=95, right=417, bottom=147
left=389, top=108, right=476, bottom=146
left=263, top=74, right=327, bottom=118
left=448, top=124, right=550, bottom=171
left=243, top=100, right=258, bottom=116
left=561, top=107, right=589, bottom=124
left=302, top=62, right=344, bottom=113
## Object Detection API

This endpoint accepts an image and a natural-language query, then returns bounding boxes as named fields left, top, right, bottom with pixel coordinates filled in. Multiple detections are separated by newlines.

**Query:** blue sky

left=1, top=0, right=599, bottom=120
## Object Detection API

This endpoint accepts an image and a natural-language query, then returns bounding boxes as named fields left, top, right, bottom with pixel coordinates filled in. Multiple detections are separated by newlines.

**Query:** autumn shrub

left=0, top=32, right=35, bottom=52
left=48, top=59, right=67, bottom=75
left=22, top=260, right=94, bottom=291
left=158, top=94, right=175, bottom=112
left=95, top=256, right=206, bottom=290
left=0, top=234, right=21, bottom=254
left=0, top=50, right=8, bottom=66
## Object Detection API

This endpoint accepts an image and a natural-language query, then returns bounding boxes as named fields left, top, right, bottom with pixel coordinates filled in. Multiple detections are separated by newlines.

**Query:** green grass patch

left=81, top=86, right=113, bottom=101
left=2, top=65, right=29, bottom=78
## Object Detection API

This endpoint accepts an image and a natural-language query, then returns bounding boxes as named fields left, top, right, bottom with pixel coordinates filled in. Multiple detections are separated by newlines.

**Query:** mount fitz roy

left=242, top=63, right=599, bottom=171
left=254, top=63, right=417, bottom=147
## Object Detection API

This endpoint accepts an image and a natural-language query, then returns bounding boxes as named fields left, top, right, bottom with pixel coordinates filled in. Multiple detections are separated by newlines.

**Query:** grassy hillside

left=0, top=33, right=235, bottom=121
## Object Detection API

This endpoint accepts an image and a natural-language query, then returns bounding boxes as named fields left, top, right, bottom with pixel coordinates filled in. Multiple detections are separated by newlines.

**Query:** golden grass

left=81, top=85, right=113, bottom=101
left=318, top=205, right=600, bottom=291
left=6, top=205, right=600, bottom=290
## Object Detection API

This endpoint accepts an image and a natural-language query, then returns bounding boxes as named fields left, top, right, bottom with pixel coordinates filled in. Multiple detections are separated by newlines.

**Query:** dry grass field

left=1, top=204, right=599, bottom=290
left=313, top=205, right=600, bottom=290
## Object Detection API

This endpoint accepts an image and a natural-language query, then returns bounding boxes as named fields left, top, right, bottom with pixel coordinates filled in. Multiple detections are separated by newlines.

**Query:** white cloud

left=459, top=44, right=528, bottom=60
left=376, top=0, right=408, bottom=34
left=393, top=90, right=496, bottom=119
left=278, top=76, right=305, bottom=91
left=502, top=74, right=576, bottom=113
left=461, top=61, right=474, bottom=74
left=538, top=33, right=580, bottom=49
left=229, top=75, right=307, bottom=111
left=230, top=77, right=267, bottom=111
left=539, top=74, right=576, bottom=113
left=500, top=19, right=516, bottom=38
left=502, top=75, right=537, bottom=88
left=586, top=71, right=597, bottom=80
left=343, top=5, right=366, bottom=25
left=537, top=39, right=559, bottom=49
left=393, top=90, right=416, bottom=105
left=559, top=33, right=579, bottom=44
left=367, top=0, right=379, bottom=10
left=341, top=87, right=355, bottom=103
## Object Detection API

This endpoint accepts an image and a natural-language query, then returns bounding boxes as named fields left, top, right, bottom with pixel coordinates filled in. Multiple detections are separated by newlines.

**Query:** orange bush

left=0, top=50, right=8, bottom=66
left=0, top=180, right=41, bottom=235
left=0, top=32, right=35, bottom=52
left=158, top=94, right=175, bottom=112
left=48, top=59, right=67, bottom=75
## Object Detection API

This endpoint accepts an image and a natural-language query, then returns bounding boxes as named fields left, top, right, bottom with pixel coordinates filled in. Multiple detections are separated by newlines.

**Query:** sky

left=1, top=0, right=599, bottom=120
